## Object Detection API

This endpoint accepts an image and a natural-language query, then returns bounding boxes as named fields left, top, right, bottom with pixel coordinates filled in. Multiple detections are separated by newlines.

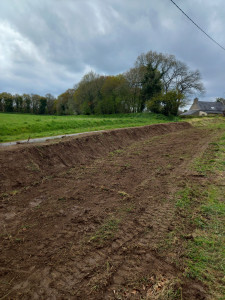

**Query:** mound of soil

left=0, top=122, right=190, bottom=193
left=0, top=122, right=212, bottom=299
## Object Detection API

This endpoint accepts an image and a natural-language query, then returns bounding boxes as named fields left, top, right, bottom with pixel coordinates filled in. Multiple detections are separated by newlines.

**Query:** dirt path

left=0, top=123, right=215, bottom=299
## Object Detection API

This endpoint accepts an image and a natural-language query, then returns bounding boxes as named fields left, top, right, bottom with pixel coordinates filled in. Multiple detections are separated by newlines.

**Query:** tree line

left=0, top=50, right=205, bottom=116
left=0, top=93, right=57, bottom=115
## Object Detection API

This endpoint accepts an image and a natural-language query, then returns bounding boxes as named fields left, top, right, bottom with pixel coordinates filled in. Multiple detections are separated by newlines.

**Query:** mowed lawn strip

left=0, top=113, right=179, bottom=143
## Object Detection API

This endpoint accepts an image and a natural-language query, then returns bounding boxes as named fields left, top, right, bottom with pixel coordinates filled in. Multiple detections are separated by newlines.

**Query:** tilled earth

left=0, top=123, right=216, bottom=299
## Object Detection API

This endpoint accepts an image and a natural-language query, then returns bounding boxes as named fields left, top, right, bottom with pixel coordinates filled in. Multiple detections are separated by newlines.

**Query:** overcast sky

left=1, top=0, right=225, bottom=103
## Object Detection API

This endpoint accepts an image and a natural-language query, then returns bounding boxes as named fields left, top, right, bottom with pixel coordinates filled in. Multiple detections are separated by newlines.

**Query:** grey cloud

left=0, top=0, right=225, bottom=99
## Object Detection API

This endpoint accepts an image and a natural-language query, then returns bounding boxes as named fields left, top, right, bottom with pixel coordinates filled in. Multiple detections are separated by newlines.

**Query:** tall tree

left=0, top=92, right=14, bottom=112
left=140, top=64, right=163, bottom=111
left=124, top=67, right=144, bottom=112
left=14, top=94, right=23, bottom=112
left=22, top=94, right=31, bottom=113
left=74, top=72, right=105, bottom=115
left=57, top=89, right=76, bottom=115
left=45, top=93, right=56, bottom=115
left=31, top=94, right=41, bottom=114
left=135, top=51, right=205, bottom=96
left=39, top=97, right=47, bottom=114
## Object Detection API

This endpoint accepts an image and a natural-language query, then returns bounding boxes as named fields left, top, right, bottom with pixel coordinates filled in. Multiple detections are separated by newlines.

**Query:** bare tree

left=135, top=51, right=205, bottom=96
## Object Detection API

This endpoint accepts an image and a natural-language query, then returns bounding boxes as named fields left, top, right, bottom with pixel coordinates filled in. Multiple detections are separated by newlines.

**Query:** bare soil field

left=0, top=122, right=222, bottom=299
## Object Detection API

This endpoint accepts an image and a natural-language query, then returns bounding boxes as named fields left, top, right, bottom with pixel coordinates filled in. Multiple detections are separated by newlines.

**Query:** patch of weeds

left=152, top=280, right=183, bottom=300
left=100, top=185, right=110, bottom=192
left=31, top=181, right=39, bottom=187
left=109, top=149, right=124, bottom=157
left=129, top=275, right=182, bottom=300
left=65, top=168, right=74, bottom=175
left=118, top=191, right=128, bottom=197
left=10, top=190, right=19, bottom=196
left=116, top=204, right=136, bottom=217
left=157, top=230, right=177, bottom=253
left=166, top=164, right=173, bottom=169
left=0, top=193, right=9, bottom=198
left=123, top=163, right=130, bottom=168
left=89, top=218, right=120, bottom=245
left=156, top=167, right=163, bottom=173
left=42, top=175, right=54, bottom=181
left=194, top=157, right=213, bottom=175
left=209, top=142, right=219, bottom=146
left=58, top=197, right=66, bottom=201
left=124, top=205, right=135, bottom=213
left=91, top=284, right=101, bottom=291
left=119, top=163, right=131, bottom=171
left=193, top=216, right=207, bottom=229
left=118, top=190, right=131, bottom=200
left=193, top=142, right=220, bottom=176
left=26, top=160, right=40, bottom=172
left=21, top=224, right=31, bottom=230
left=201, top=201, right=225, bottom=217
left=15, top=238, right=23, bottom=243
left=175, top=186, right=192, bottom=209
left=184, top=230, right=225, bottom=284
left=131, top=150, right=141, bottom=156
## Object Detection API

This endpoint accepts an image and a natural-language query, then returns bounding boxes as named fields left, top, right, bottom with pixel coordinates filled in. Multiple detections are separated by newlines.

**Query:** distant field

left=0, top=113, right=179, bottom=142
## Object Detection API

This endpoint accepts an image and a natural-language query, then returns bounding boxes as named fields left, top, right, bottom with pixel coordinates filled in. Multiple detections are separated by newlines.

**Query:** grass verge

left=173, top=126, right=225, bottom=299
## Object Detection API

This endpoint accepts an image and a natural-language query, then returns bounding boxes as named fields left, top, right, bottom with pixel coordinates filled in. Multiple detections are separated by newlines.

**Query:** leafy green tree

left=100, top=76, right=121, bottom=114
left=31, top=94, right=41, bottom=114
left=94, top=75, right=130, bottom=114
left=45, top=93, right=56, bottom=114
left=0, top=92, right=14, bottom=112
left=22, top=94, right=31, bottom=113
left=162, top=90, right=184, bottom=116
left=124, top=67, right=143, bottom=112
left=74, top=72, right=105, bottom=115
left=147, top=90, right=185, bottom=116
left=39, top=97, right=47, bottom=114
left=59, top=50, right=205, bottom=116
left=113, top=75, right=131, bottom=113
left=14, top=94, right=23, bottom=112
left=140, top=64, right=163, bottom=111
left=57, top=89, right=76, bottom=115
left=146, top=95, right=161, bottom=114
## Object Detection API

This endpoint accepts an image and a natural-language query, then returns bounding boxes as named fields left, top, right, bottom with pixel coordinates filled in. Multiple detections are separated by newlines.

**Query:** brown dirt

left=0, top=122, right=215, bottom=299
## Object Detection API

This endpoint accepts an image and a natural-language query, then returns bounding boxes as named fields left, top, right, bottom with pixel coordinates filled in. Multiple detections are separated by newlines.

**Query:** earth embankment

left=0, top=122, right=190, bottom=193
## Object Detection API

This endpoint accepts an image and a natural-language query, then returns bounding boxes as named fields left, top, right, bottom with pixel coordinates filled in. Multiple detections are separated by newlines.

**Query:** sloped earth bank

left=0, top=122, right=218, bottom=299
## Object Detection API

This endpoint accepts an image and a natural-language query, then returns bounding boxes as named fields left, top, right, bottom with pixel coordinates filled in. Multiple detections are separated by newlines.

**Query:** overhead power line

left=169, top=0, right=225, bottom=52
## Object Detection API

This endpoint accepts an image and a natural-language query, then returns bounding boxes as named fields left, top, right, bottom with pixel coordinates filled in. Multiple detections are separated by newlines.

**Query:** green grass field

left=0, top=113, right=179, bottom=143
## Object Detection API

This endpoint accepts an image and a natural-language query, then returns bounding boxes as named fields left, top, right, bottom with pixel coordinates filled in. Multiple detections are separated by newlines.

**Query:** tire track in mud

left=74, top=181, right=180, bottom=298
left=13, top=201, right=175, bottom=299
left=11, top=174, right=183, bottom=299
left=0, top=126, right=215, bottom=299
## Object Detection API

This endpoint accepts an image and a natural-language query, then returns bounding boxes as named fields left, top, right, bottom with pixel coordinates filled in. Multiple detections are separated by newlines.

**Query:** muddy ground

left=0, top=122, right=217, bottom=299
